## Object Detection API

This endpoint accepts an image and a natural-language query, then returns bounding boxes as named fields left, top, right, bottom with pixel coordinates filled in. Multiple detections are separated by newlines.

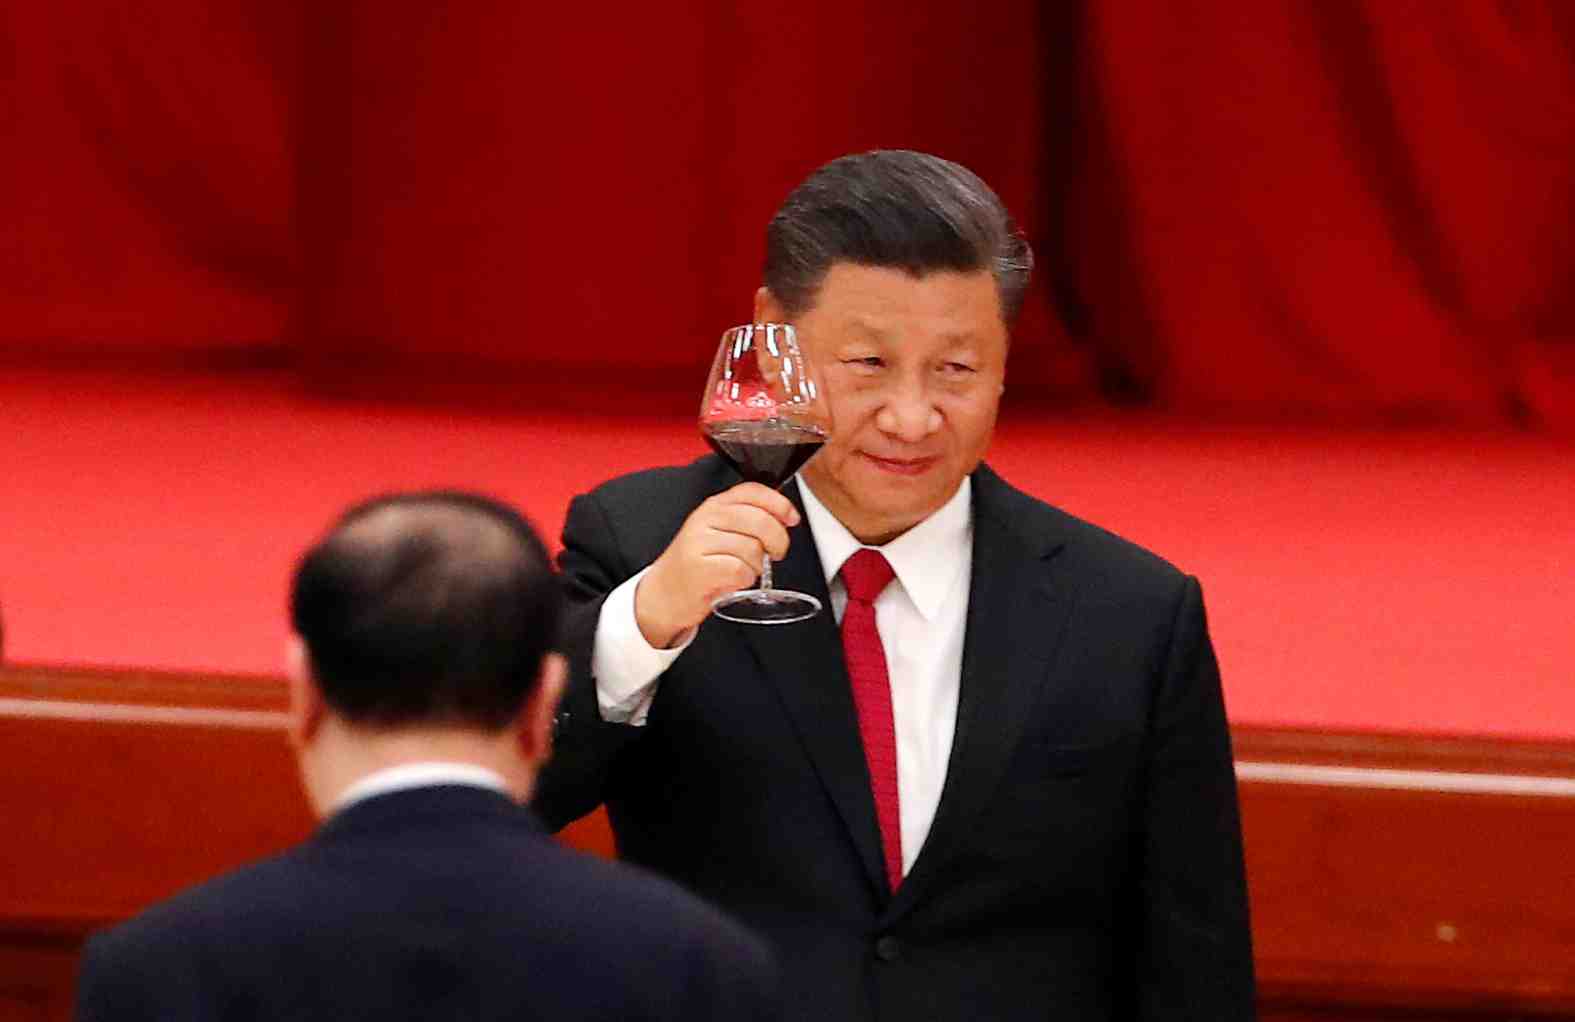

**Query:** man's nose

left=874, top=377, right=940, bottom=442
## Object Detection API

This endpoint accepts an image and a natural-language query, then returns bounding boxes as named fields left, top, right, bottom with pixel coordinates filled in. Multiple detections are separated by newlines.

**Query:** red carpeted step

left=2, top=368, right=1571, bottom=739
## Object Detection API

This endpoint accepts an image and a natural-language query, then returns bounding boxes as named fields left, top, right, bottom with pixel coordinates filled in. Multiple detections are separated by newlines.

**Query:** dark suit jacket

left=76, top=785, right=779, bottom=1022
left=535, top=457, right=1255, bottom=1022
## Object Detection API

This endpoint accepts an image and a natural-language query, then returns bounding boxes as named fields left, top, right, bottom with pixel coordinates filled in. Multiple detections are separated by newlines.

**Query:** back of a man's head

left=289, top=491, right=560, bottom=731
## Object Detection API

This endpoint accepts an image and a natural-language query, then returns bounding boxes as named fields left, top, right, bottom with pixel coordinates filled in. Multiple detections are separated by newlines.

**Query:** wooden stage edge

left=3, top=663, right=1573, bottom=1022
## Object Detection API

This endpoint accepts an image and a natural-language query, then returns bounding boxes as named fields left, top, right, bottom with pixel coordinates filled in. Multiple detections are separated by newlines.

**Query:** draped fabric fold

left=1064, top=1, right=1575, bottom=427
left=1, top=2, right=301, bottom=357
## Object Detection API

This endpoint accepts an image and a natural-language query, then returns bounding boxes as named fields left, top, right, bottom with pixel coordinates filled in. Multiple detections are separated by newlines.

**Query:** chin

left=864, top=486, right=950, bottom=528
left=811, top=460, right=958, bottom=531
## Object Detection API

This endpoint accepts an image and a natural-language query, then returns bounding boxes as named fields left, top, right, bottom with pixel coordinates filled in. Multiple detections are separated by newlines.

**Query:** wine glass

left=700, top=323, right=831, bottom=624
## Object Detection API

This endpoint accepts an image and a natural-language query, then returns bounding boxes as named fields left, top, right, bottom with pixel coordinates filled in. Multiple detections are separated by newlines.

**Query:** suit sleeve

left=76, top=934, right=136, bottom=1022
left=75, top=929, right=196, bottom=1022
left=1135, top=576, right=1256, bottom=1021
left=531, top=490, right=649, bottom=830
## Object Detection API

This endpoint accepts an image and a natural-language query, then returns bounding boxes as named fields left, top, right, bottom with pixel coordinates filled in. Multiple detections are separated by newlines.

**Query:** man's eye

left=844, top=357, right=883, bottom=368
left=943, top=362, right=977, bottom=374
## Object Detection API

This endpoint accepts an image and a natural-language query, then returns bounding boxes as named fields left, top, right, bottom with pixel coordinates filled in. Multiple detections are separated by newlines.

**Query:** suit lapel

left=737, top=479, right=890, bottom=897
left=884, top=466, right=1076, bottom=921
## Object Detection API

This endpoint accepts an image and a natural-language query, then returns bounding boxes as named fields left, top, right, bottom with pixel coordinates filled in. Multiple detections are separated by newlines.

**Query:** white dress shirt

left=332, top=762, right=510, bottom=813
left=592, top=475, right=973, bottom=875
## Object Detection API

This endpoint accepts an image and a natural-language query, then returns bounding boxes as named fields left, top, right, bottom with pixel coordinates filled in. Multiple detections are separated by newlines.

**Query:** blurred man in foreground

left=536, top=151, right=1254, bottom=1021
left=77, top=491, right=777, bottom=1022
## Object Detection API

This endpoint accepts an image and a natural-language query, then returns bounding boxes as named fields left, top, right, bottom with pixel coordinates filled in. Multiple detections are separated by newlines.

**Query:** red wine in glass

left=699, top=323, right=831, bottom=624
left=702, top=419, right=827, bottom=489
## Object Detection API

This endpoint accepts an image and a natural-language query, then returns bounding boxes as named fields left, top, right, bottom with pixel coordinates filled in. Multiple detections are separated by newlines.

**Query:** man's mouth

left=861, top=453, right=939, bottom=476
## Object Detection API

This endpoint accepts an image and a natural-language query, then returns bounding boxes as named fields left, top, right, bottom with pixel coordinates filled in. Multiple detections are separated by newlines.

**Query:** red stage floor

left=2, top=367, right=1571, bottom=739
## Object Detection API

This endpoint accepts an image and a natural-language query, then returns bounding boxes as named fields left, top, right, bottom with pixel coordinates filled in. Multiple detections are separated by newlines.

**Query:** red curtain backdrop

left=3, top=2, right=1572, bottom=426
left=1064, top=2, right=1575, bottom=427
left=295, top=1, right=1055, bottom=404
left=1, top=2, right=300, bottom=359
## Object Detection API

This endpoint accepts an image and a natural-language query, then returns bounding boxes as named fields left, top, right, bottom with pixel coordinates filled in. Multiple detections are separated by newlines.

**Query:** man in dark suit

left=535, top=151, right=1254, bottom=1021
left=76, top=491, right=778, bottom=1022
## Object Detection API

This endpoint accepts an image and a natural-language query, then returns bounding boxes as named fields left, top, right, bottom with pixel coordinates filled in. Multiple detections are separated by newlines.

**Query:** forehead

left=803, top=263, right=1006, bottom=346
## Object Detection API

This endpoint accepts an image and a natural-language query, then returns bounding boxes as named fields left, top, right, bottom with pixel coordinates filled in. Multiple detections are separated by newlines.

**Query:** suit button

left=874, top=936, right=903, bottom=962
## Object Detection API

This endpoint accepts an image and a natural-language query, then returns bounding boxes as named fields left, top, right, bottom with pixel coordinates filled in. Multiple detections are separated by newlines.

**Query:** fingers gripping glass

left=699, top=324, right=831, bottom=624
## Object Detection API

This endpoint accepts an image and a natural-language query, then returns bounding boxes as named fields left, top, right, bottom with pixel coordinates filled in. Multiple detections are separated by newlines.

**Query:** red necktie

left=839, top=548, right=902, bottom=891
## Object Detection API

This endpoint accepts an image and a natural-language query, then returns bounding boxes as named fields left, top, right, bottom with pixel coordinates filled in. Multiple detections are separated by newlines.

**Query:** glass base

left=711, top=587, right=822, bottom=625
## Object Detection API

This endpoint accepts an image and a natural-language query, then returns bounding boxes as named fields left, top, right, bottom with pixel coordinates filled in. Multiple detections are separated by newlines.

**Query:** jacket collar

left=315, top=784, right=535, bottom=844
left=798, top=474, right=973, bottom=622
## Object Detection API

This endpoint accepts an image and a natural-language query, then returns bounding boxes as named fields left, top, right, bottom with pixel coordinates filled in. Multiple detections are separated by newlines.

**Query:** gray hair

left=764, top=150, right=1034, bottom=325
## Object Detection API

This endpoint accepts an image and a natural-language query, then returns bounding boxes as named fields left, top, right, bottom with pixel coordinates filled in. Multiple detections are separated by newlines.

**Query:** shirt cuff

left=592, top=566, right=695, bottom=726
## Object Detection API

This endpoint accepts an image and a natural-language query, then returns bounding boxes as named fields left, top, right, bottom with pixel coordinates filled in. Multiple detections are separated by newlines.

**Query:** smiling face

left=755, top=262, right=1008, bottom=545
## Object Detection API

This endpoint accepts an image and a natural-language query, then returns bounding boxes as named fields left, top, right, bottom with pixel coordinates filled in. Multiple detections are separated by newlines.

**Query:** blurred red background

left=3, top=2, right=1574, bottom=729
left=5, top=2, right=1571, bottom=426
left=5, top=12, right=1575, bottom=1014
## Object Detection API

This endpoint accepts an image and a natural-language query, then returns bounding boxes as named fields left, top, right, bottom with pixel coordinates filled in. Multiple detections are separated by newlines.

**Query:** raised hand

left=634, top=483, right=801, bottom=648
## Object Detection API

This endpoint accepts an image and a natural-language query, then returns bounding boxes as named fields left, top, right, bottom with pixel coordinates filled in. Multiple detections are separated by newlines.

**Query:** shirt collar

left=797, top=473, right=973, bottom=622
left=332, top=762, right=510, bottom=813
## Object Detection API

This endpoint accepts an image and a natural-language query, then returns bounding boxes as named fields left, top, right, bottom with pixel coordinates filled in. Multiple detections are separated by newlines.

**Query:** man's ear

left=285, top=635, right=326, bottom=750
left=754, top=286, right=787, bottom=324
left=518, top=653, right=567, bottom=769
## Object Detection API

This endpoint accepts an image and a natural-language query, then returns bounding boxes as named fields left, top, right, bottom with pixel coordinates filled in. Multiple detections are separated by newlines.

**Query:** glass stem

left=759, top=554, right=774, bottom=592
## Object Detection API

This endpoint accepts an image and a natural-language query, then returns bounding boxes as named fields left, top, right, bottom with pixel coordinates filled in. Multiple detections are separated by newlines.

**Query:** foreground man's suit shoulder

left=76, top=786, right=779, bottom=1022
left=538, top=457, right=1255, bottom=1022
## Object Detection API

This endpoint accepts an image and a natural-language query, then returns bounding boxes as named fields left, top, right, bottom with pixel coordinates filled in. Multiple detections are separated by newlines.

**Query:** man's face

left=759, top=263, right=1008, bottom=545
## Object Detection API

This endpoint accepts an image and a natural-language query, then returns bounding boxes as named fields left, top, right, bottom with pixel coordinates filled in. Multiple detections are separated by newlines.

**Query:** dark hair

left=764, top=149, right=1034, bottom=325
left=289, top=491, right=560, bottom=730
